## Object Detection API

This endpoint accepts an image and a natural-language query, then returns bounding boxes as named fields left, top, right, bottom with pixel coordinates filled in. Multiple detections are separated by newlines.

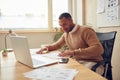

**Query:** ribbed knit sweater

left=48, top=25, right=104, bottom=62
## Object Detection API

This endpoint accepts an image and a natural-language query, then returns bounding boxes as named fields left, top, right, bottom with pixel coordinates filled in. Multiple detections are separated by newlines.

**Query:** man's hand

left=36, top=47, right=48, bottom=54
left=58, top=50, right=74, bottom=57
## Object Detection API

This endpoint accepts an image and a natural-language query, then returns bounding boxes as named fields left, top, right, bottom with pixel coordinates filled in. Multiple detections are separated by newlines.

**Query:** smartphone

left=59, top=58, right=69, bottom=63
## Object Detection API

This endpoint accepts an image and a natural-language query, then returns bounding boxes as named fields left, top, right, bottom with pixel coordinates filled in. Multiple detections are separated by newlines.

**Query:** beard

left=68, top=25, right=74, bottom=32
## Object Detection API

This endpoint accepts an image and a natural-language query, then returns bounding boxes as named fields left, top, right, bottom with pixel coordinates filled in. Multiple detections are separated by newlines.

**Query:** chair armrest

left=91, top=60, right=105, bottom=71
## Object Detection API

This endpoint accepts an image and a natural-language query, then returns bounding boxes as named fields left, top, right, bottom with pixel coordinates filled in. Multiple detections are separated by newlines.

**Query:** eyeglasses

left=59, top=20, right=69, bottom=27
left=60, top=23, right=67, bottom=27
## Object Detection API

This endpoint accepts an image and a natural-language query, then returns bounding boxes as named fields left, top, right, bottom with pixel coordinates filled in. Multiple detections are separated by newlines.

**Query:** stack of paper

left=24, top=67, right=78, bottom=80
left=40, top=51, right=62, bottom=59
left=30, top=49, right=62, bottom=59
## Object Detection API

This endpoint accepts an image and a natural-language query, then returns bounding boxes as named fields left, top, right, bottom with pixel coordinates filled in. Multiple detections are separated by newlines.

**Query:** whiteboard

left=97, top=0, right=120, bottom=27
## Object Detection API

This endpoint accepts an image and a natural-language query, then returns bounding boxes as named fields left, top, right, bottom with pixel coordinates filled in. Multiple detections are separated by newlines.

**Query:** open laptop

left=10, top=36, right=58, bottom=68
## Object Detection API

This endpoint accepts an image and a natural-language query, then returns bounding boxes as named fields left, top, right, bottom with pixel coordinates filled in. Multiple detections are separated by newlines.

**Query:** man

left=37, top=13, right=104, bottom=74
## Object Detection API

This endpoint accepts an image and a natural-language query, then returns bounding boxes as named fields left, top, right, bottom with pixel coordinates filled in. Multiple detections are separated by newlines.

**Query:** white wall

left=85, top=0, right=97, bottom=27
left=0, top=32, right=57, bottom=50
left=112, top=31, right=120, bottom=80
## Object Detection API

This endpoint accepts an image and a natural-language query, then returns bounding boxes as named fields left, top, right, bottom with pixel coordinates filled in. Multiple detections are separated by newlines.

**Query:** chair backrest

left=96, top=31, right=117, bottom=80
left=96, top=31, right=116, bottom=63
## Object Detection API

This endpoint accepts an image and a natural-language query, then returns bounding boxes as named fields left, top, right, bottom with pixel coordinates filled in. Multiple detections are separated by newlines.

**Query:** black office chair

left=91, top=31, right=117, bottom=80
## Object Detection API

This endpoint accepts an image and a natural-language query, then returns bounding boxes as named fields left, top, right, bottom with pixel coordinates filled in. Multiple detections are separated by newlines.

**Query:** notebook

left=10, top=36, right=58, bottom=68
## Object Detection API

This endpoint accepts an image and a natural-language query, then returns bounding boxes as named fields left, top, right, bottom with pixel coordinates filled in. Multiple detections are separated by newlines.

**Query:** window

left=0, top=0, right=69, bottom=30
left=52, top=0, right=68, bottom=28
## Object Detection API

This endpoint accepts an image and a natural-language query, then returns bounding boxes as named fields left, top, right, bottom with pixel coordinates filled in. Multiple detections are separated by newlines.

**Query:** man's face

left=59, top=17, right=73, bottom=33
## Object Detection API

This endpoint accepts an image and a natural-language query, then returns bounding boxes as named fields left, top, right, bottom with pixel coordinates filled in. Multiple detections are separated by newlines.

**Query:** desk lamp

left=4, top=29, right=18, bottom=52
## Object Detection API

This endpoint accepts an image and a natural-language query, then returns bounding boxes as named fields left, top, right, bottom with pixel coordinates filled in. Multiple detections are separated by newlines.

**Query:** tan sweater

left=48, top=25, right=104, bottom=62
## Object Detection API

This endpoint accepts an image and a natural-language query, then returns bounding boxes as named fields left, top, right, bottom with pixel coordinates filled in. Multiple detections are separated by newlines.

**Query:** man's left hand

left=58, top=50, right=74, bottom=57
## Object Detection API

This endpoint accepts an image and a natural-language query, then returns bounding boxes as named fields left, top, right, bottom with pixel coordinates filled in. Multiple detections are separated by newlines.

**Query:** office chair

left=91, top=31, right=117, bottom=80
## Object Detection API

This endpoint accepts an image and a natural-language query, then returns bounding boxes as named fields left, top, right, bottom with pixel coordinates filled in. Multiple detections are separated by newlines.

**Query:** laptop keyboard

left=32, top=58, right=45, bottom=65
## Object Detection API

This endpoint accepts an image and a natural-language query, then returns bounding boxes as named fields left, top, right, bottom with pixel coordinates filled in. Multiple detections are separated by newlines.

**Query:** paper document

left=41, top=51, right=62, bottom=59
left=24, top=67, right=78, bottom=80
left=97, top=0, right=105, bottom=13
left=30, top=49, right=62, bottom=59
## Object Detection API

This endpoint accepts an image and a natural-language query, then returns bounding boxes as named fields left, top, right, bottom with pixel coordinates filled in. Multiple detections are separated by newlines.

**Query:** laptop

left=10, top=36, right=58, bottom=68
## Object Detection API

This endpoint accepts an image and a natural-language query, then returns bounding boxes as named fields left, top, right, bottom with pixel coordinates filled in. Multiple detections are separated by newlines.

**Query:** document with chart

left=24, top=67, right=78, bottom=80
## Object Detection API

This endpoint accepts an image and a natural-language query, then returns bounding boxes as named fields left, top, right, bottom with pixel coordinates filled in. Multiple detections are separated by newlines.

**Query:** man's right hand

left=36, top=47, right=48, bottom=54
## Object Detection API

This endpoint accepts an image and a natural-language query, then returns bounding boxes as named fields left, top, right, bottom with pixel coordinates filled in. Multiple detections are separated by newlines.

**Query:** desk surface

left=0, top=52, right=106, bottom=80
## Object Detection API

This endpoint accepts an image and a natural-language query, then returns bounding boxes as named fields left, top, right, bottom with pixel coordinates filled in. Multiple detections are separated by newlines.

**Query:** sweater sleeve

left=74, top=28, right=104, bottom=61
left=48, top=34, right=66, bottom=51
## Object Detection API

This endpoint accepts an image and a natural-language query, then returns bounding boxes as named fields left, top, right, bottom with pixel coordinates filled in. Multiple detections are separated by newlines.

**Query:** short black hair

left=59, top=13, right=72, bottom=19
